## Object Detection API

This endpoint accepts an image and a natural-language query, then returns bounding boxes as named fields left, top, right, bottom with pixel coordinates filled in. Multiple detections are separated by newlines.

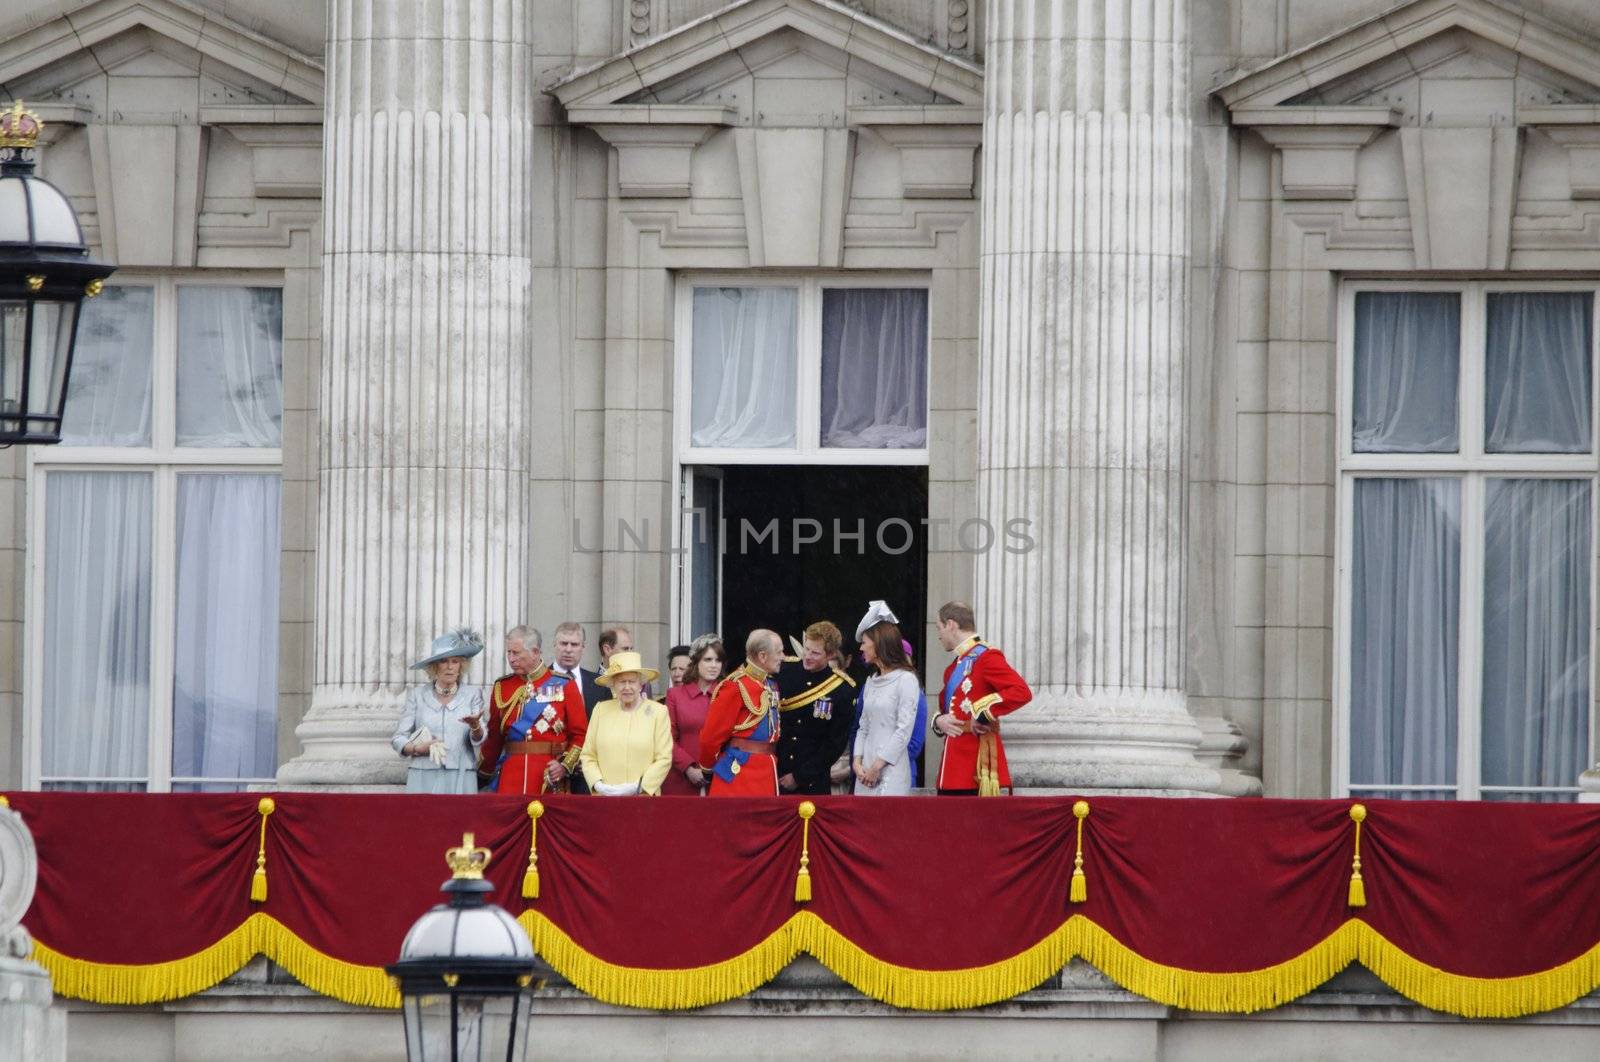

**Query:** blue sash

left=713, top=686, right=777, bottom=784
left=943, top=644, right=988, bottom=714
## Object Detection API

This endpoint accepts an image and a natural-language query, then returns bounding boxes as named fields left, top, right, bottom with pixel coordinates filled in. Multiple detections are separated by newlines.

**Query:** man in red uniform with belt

left=932, top=601, right=1032, bottom=795
left=699, top=629, right=784, bottom=796
left=480, top=625, right=588, bottom=794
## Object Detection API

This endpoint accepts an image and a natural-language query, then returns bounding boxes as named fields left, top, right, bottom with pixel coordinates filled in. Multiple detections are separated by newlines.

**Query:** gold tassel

left=976, top=732, right=1002, bottom=797
left=1069, top=800, right=1090, bottom=903
left=1348, top=803, right=1367, bottom=908
left=795, top=801, right=816, bottom=903
left=250, top=798, right=275, bottom=903
left=522, top=801, right=544, bottom=900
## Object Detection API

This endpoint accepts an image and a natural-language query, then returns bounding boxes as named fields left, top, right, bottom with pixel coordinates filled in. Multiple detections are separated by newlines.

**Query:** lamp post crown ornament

left=0, top=101, right=42, bottom=148
left=446, top=834, right=491, bottom=880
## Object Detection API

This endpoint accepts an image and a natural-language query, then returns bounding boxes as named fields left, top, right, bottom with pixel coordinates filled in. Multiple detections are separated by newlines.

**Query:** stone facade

left=4, top=0, right=1600, bottom=1046
left=1, top=0, right=1598, bottom=798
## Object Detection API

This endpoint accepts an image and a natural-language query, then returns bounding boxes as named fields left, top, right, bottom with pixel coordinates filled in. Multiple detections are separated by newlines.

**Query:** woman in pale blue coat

left=851, top=601, right=921, bottom=796
left=391, top=627, right=488, bottom=794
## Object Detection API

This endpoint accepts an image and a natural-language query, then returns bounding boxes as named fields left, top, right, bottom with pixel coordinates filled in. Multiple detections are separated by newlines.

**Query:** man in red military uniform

left=480, top=625, right=588, bottom=794
left=699, top=629, right=785, bottom=796
left=932, top=601, right=1032, bottom=795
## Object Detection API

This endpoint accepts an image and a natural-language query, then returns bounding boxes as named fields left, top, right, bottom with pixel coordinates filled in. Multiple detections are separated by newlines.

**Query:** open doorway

left=679, top=464, right=928, bottom=674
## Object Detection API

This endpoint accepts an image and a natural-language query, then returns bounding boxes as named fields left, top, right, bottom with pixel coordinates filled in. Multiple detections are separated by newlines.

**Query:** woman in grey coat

left=391, top=627, right=488, bottom=794
left=851, top=601, right=921, bottom=796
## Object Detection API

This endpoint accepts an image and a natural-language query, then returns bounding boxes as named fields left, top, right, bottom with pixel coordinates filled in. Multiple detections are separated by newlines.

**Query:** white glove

left=428, top=740, right=447, bottom=766
left=594, top=780, right=642, bottom=796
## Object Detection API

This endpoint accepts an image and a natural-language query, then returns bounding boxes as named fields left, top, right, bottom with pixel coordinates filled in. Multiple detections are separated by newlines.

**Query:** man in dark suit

left=551, top=622, right=603, bottom=793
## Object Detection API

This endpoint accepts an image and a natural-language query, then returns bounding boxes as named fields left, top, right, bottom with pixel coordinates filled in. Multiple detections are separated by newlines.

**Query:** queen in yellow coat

left=580, top=651, right=674, bottom=796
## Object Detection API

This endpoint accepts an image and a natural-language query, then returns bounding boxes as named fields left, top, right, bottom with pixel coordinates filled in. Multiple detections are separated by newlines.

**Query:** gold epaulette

left=831, top=665, right=857, bottom=688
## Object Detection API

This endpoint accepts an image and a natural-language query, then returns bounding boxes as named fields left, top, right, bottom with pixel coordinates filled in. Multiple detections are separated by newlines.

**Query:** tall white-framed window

left=24, top=274, right=284, bottom=792
left=1335, top=279, right=1599, bottom=802
left=671, top=273, right=932, bottom=639
left=673, top=274, right=931, bottom=465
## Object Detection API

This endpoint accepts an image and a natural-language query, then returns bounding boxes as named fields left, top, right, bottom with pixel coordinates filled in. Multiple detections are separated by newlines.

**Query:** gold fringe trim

left=519, top=910, right=799, bottom=1010
left=28, top=914, right=1600, bottom=1019
left=31, top=914, right=399, bottom=1009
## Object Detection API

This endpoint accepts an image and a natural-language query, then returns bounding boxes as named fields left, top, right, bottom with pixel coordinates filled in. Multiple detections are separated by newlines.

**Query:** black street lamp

left=387, top=834, right=538, bottom=1062
left=0, top=101, right=115, bottom=446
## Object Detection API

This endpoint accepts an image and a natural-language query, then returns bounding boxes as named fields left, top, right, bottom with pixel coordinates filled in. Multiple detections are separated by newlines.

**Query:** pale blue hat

left=410, top=627, right=484, bottom=670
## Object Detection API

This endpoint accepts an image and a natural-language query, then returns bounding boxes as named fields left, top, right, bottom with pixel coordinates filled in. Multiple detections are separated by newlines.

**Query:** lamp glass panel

left=28, top=298, right=75, bottom=416
left=27, top=181, right=81, bottom=245
left=0, top=180, right=27, bottom=242
left=1, top=302, right=24, bottom=422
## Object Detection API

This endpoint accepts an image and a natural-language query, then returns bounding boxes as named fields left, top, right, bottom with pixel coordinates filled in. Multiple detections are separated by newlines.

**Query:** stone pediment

left=1215, top=0, right=1600, bottom=119
left=0, top=0, right=323, bottom=115
left=553, top=0, right=983, bottom=219
left=553, top=0, right=983, bottom=125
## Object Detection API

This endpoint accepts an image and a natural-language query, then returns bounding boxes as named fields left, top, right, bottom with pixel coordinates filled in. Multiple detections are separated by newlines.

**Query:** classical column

left=278, top=0, right=532, bottom=786
left=974, top=0, right=1219, bottom=792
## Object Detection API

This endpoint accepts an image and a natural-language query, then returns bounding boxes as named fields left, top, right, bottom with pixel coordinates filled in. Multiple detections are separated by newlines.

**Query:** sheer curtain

left=60, top=285, right=155, bottom=447
left=177, top=286, right=284, bottom=447
left=1485, top=292, right=1593, bottom=454
left=1349, top=478, right=1460, bottom=793
left=1352, top=291, right=1460, bottom=452
left=42, top=471, right=152, bottom=784
left=1481, top=479, right=1590, bottom=796
left=691, top=287, right=797, bottom=448
left=171, top=474, right=282, bottom=787
left=820, top=288, right=928, bottom=449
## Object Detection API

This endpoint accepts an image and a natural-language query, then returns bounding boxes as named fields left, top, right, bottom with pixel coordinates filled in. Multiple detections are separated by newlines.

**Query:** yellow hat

left=594, top=650, right=660, bottom=688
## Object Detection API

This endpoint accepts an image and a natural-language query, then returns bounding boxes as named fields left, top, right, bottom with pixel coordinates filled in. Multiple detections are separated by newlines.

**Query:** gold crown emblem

left=445, top=833, right=492, bottom=880
left=0, top=101, right=42, bottom=149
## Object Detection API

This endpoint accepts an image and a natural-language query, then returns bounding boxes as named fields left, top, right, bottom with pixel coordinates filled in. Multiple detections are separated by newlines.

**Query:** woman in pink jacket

left=662, top=636, right=726, bottom=795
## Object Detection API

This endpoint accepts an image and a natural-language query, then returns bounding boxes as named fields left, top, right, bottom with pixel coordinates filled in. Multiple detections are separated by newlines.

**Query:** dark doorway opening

left=710, top=465, right=928, bottom=675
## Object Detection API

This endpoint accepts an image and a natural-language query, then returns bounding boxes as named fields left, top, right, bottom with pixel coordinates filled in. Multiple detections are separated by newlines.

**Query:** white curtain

left=1352, top=291, right=1460, bottom=453
left=690, top=287, right=797, bottom=448
left=1481, top=479, right=1590, bottom=795
left=1349, top=478, right=1460, bottom=792
left=60, top=285, right=154, bottom=447
left=820, top=289, right=928, bottom=449
left=42, top=471, right=152, bottom=784
left=171, top=474, right=282, bottom=787
left=177, top=286, right=284, bottom=447
left=1485, top=292, right=1593, bottom=454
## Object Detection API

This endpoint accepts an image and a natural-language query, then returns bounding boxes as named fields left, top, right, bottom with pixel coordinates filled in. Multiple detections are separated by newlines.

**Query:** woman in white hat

left=390, top=627, right=488, bottom=794
left=579, top=651, right=674, bottom=796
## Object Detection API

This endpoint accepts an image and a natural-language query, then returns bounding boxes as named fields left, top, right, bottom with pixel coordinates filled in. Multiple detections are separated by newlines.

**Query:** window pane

left=61, top=285, right=154, bottom=446
left=820, top=288, right=928, bottom=449
left=1485, top=292, right=1593, bottom=453
left=42, top=471, right=152, bottom=783
left=689, top=472, right=720, bottom=639
left=1352, top=292, right=1460, bottom=452
left=690, top=287, right=797, bottom=448
left=0, top=302, right=25, bottom=436
left=1349, top=478, right=1460, bottom=788
left=1481, top=479, right=1590, bottom=791
left=172, top=474, right=282, bottom=783
left=177, top=286, right=283, bottom=447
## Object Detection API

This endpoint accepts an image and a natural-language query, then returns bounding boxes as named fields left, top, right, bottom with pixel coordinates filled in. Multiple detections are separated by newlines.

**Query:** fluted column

left=278, top=0, right=532, bottom=786
left=975, top=0, right=1218, bottom=792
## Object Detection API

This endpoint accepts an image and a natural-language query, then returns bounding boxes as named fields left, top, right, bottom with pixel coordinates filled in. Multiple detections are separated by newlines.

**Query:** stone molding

left=1231, top=106, right=1396, bottom=201
left=1526, top=106, right=1600, bottom=200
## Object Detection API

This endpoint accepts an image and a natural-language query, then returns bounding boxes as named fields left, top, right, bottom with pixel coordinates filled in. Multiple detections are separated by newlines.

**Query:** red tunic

left=698, top=665, right=780, bottom=796
left=935, top=638, right=1032, bottom=792
left=480, top=666, right=589, bottom=795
